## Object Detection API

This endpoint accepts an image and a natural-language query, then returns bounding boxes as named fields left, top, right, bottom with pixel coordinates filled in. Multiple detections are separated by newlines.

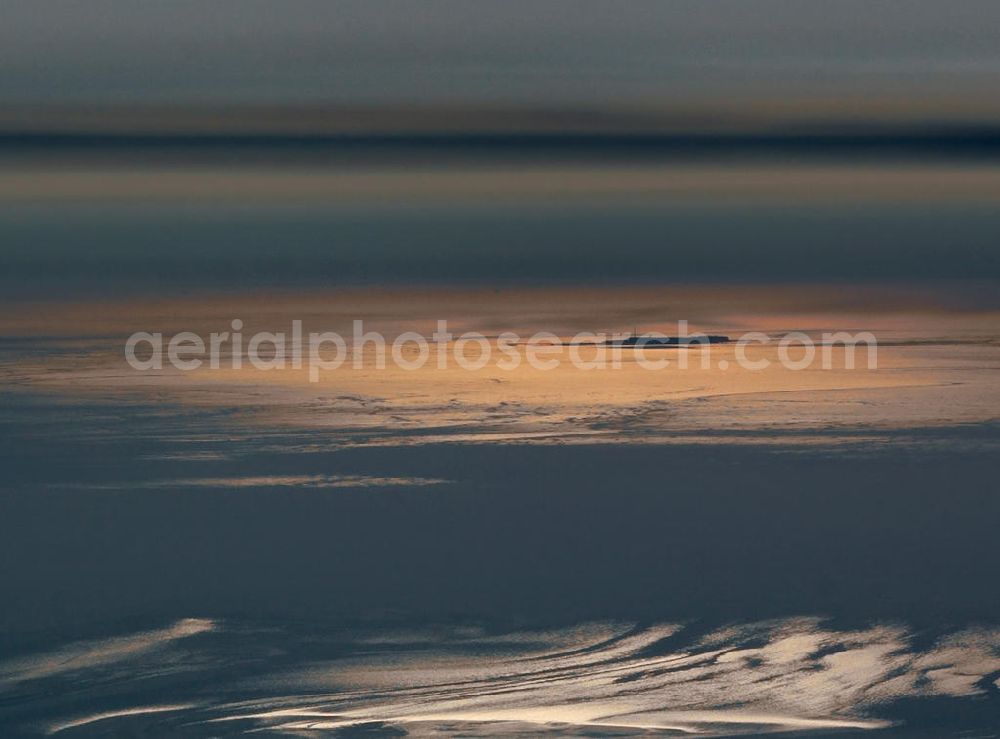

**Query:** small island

left=605, top=333, right=731, bottom=347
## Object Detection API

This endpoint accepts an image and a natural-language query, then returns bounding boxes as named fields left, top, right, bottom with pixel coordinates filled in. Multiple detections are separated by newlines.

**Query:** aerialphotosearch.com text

left=124, top=320, right=878, bottom=381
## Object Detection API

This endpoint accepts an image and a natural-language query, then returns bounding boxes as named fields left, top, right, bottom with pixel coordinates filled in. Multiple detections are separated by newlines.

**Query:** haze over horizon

left=4, top=1, right=1000, bottom=110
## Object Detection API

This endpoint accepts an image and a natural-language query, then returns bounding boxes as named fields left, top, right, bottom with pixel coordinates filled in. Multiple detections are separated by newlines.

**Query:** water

left=2, top=171, right=999, bottom=736
left=5, top=616, right=1000, bottom=736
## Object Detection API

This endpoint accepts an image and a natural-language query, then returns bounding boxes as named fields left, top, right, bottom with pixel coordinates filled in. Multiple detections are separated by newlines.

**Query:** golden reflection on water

left=4, top=284, right=998, bottom=446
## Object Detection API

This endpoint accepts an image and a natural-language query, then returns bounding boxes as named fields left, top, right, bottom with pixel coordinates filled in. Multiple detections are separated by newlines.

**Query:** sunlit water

left=3, top=285, right=999, bottom=449
left=2, top=286, right=999, bottom=736
left=2, top=616, right=999, bottom=736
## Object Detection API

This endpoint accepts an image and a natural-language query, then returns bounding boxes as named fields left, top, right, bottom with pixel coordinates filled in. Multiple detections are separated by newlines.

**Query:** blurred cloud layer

left=3, top=0, right=1000, bottom=107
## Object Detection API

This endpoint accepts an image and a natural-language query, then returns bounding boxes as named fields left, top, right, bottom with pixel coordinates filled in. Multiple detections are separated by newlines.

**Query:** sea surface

left=2, top=284, right=999, bottom=736
left=1, top=139, right=999, bottom=735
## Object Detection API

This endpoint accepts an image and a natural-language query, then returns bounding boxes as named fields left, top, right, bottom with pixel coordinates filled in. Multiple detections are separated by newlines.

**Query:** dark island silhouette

left=597, top=331, right=731, bottom=347
left=563, top=331, right=731, bottom=348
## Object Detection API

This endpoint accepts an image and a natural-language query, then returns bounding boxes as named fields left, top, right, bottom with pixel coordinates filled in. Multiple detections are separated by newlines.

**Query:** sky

left=3, top=0, right=1000, bottom=108
left=2, top=1, right=999, bottom=294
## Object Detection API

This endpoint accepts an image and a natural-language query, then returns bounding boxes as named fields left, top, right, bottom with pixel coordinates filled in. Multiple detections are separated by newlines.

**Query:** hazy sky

left=3, top=2, right=1000, bottom=295
left=3, top=0, right=1000, bottom=106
